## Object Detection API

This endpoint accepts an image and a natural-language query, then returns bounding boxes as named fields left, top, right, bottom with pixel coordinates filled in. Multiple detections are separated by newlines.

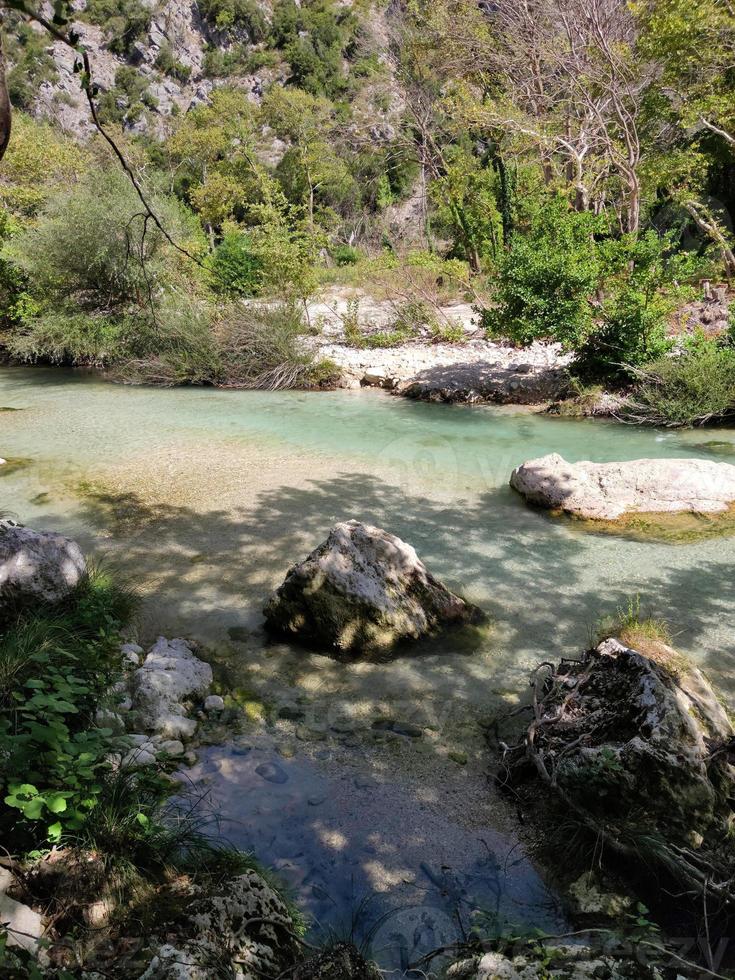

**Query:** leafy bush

left=208, top=232, right=262, bottom=295
left=198, top=0, right=267, bottom=36
left=625, top=338, right=735, bottom=426
left=84, top=0, right=152, bottom=56
left=155, top=43, right=192, bottom=83
left=331, top=244, right=360, bottom=266
left=7, top=169, right=195, bottom=314
left=0, top=570, right=138, bottom=850
left=5, top=19, right=58, bottom=110
left=97, top=66, right=158, bottom=127
left=270, top=0, right=358, bottom=97
left=485, top=203, right=600, bottom=347
left=573, top=231, right=697, bottom=381
left=5, top=312, right=136, bottom=367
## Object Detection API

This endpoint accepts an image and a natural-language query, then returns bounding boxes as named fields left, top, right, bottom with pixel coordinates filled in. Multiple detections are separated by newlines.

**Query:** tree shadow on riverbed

left=38, top=464, right=735, bottom=708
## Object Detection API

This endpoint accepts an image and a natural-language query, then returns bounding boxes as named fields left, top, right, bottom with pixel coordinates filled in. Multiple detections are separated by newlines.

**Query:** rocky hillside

left=5, top=0, right=399, bottom=140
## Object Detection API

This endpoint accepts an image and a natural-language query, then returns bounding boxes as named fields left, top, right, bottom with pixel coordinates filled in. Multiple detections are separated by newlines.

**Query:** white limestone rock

left=510, top=453, right=735, bottom=520
left=132, top=637, right=212, bottom=735
left=264, top=520, right=479, bottom=654
left=0, top=521, right=86, bottom=612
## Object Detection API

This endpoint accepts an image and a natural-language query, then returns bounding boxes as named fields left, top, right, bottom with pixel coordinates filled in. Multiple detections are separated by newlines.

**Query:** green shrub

left=573, top=231, right=699, bottom=382
left=331, top=244, right=360, bottom=266
left=97, top=66, right=158, bottom=126
left=84, top=0, right=151, bottom=56
left=625, top=338, right=735, bottom=426
left=198, top=0, right=267, bottom=37
left=485, top=203, right=600, bottom=347
left=208, top=232, right=262, bottom=295
left=5, top=312, right=135, bottom=367
left=5, top=20, right=58, bottom=110
left=155, top=42, right=192, bottom=83
left=7, top=169, right=193, bottom=314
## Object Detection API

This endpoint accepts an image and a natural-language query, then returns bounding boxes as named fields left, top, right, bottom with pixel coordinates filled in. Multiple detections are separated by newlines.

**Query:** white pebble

left=204, top=695, right=225, bottom=712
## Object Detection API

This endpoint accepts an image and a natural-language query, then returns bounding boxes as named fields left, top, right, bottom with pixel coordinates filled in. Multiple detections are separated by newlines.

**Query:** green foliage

left=7, top=168, right=195, bottom=315
left=198, top=0, right=267, bottom=38
left=155, top=42, right=192, bottom=84
left=5, top=18, right=58, bottom=110
left=486, top=202, right=601, bottom=347
left=97, top=66, right=158, bottom=127
left=575, top=231, right=698, bottom=381
left=208, top=232, right=262, bottom=296
left=270, top=0, right=358, bottom=97
left=0, top=571, right=138, bottom=850
left=4, top=311, right=135, bottom=367
left=84, top=0, right=151, bottom=56
left=430, top=143, right=502, bottom=268
left=626, top=336, right=735, bottom=426
left=331, top=244, right=360, bottom=266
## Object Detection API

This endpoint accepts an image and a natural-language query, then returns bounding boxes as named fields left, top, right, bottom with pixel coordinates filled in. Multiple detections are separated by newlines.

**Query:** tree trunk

left=0, top=29, right=12, bottom=164
left=685, top=201, right=735, bottom=278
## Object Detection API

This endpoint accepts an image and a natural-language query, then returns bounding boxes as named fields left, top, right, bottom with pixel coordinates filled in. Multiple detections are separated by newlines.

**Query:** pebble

left=308, top=795, right=327, bottom=806
left=255, top=762, right=289, bottom=784
left=204, top=694, right=225, bottom=712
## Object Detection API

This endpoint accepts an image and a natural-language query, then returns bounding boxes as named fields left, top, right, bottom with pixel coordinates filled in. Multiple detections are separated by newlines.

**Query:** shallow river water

left=3, top=366, right=735, bottom=973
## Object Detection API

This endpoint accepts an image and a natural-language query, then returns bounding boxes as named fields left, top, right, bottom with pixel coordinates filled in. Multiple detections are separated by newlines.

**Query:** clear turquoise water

left=2, top=365, right=734, bottom=700
left=5, top=365, right=735, bottom=966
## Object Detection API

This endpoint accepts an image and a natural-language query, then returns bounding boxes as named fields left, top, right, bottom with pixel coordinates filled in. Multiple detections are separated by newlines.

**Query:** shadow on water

left=29, top=465, right=735, bottom=705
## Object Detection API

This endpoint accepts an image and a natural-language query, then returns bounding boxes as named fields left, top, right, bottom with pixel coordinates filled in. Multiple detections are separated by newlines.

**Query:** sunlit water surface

left=3, top=366, right=735, bottom=972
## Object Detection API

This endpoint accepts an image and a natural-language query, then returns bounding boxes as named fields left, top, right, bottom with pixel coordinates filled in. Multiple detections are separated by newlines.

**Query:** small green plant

left=429, top=319, right=466, bottom=343
left=84, top=0, right=152, bottom=56
left=155, top=42, right=192, bottom=83
left=595, top=595, right=672, bottom=650
left=342, top=297, right=364, bottom=346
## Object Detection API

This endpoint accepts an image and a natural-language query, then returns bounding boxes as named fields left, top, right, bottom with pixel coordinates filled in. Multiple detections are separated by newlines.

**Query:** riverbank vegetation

left=0, top=568, right=310, bottom=977
left=0, top=0, right=734, bottom=417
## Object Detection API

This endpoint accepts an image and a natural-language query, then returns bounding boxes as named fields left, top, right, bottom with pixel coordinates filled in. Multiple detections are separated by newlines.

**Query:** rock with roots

left=524, top=638, right=735, bottom=897
left=138, top=871, right=299, bottom=979
left=263, top=520, right=479, bottom=654
left=509, top=453, right=735, bottom=520
left=0, top=520, right=86, bottom=613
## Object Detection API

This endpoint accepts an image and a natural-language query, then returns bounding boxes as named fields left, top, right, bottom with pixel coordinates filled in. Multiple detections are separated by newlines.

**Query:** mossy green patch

left=554, top=504, right=735, bottom=544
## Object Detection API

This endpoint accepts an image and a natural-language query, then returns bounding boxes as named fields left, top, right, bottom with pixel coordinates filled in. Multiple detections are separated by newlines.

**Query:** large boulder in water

left=509, top=452, right=735, bottom=520
left=525, top=638, right=735, bottom=893
left=0, top=520, right=86, bottom=613
left=263, top=520, right=478, bottom=654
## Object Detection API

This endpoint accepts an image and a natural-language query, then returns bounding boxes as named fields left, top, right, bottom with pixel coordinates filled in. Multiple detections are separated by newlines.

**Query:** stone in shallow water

left=263, top=520, right=480, bottom=655
left=510, top=452, right=735, bottom=521
left=256, top=761, right=289, bottom=784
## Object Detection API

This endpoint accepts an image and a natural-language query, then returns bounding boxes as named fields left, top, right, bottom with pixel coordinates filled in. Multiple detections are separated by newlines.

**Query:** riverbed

left=3, top=366, right=735, bottom=973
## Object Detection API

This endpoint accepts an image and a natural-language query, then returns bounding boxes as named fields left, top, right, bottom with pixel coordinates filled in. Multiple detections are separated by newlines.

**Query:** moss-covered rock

left=263, top=520, right=480, bottom=655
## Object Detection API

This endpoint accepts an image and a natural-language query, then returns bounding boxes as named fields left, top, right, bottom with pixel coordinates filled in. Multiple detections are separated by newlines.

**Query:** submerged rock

left=510, top=452, right=735, bottom=520
left=139, top=870, right=299, bottom=979
left=132, top=636, right=212, bottom=736
left=263, top=520, right=478, bottom=654
left=293, top=941, right=382, bottom=979
left=525, top=638, right=735, bottom=894
left=0, top=520, right=86, bottom=613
